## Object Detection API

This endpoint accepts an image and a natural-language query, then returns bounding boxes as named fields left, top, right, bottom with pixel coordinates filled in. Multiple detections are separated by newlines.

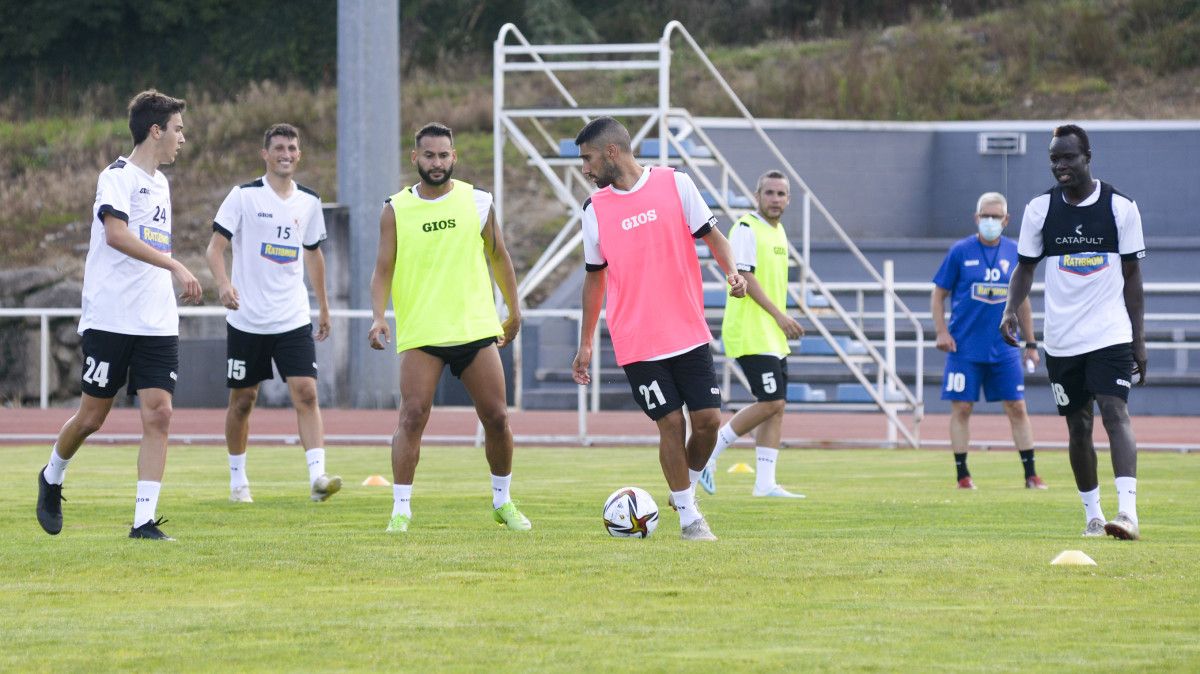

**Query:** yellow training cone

left=362, top=475, right=391, bottom=486
left=1050, top=550, right=1097, bottom=566
left=727, top=462, right=754, bottom=474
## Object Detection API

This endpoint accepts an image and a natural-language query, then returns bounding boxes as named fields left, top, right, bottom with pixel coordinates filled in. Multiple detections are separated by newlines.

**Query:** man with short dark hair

left=369, top=122, right=527, bottom=534
left=933, top=191, right=1045, bottom=490
left=699, top=170, right=806, bottom=498
left=36, top=89, right=201, bottom=541
left=206, top=123, right=341, bottom=504
left=1002, top=124, right=1147, bottom=540
left=571, top=116, right=747, bottom=541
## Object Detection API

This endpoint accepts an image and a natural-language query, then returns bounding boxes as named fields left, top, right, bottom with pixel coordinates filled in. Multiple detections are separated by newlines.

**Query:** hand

left=218, top=283, right=240, bottom=310
left=572, top=345, right=592, bottom=385
left=726, top=273, right=747, bottom=298
left=315, top=308, right=330, bottom=342
left=173, top=264, right=202, bottom=305
left=998, top=311, right=1020, bottom=347
left=368, top=318, right=391, bottom=350
left=935, top=331, right=956, bottom=353
left=1132, top=338, right=1148, bottom=386
left=775, top=314, right=804, bottom=340
left=1024, top=346, right=1041, bottom=368
left=497, top=312, right=520, bottom=348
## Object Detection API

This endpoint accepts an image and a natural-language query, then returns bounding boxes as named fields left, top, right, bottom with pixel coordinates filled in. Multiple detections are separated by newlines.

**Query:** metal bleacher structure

left=492, top=22, right=926, bottom=447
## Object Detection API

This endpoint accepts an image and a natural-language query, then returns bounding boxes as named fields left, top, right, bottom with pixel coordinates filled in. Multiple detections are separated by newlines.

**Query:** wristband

left=1024, top=342, right=1038, bottom=349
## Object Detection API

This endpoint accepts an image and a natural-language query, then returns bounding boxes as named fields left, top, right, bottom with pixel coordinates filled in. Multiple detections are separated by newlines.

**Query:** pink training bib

left=591, top=167, right=712, bottom=365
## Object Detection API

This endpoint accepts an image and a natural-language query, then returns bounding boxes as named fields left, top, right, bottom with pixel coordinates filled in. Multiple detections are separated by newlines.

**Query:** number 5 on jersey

left=227, top=359, right=247, bottom=381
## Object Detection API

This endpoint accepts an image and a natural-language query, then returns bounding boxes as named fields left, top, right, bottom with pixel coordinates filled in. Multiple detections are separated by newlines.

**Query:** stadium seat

left=558, top=139, right=580, bottom=157
left=798, top=336, right=870, bottom=356
left=703, top=288, right=727, bottom=307
left=698, top=189, right=754, bottom=209
left=638, top=138, right=713, bottom=158
left=786, top=383, right=827, bottom=402
left=836, top=383, right=905, bottom=402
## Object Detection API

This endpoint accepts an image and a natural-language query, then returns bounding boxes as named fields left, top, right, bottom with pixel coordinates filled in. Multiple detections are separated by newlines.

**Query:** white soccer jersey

left=407, top=183, right=494, bottom=227
left=79, top=157, right=178, bottom=336
left=729, top=211, right=764, bottom=271
left=1017, top=180, right=1146, bottom=357
left=581, top=167, right=716, bottom=267
left=213, top=177, right=327, bottom=334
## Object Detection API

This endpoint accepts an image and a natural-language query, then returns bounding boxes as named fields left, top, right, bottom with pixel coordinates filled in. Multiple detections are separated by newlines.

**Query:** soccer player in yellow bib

left=368, top=122, right=528, bottom=533
left=699, top=171, right=806, bottom=498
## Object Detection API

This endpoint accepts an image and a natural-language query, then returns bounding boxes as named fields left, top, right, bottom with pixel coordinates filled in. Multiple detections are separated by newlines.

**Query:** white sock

left=755, top=447, right=779, bottom=491
left=671, top=488, right=702, bottom=527
left=708, top=423, right=739, bottom=467
left=229, top=453, right=249, bottom=488
left=1114, top=477, right=1138, bottom=524
left=688, top=468, right=703, bottom=489
left=305, top=448, right=325, bottom=484
left=1080, top=487, right=1105, bottom=523
left=44, top=445, right=70, bottom=485
left=134, top=481, right=161, bottom=528
left=491, top=473, right=512, bottom=509
left=392, top=484, right=413, bottom=518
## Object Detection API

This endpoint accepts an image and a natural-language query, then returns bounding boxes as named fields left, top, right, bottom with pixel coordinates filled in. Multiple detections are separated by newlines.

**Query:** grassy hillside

left=1, top=1, right=1196, bottom=298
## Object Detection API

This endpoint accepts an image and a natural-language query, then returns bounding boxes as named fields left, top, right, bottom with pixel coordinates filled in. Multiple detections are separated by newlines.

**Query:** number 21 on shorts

left=639, top=380, right=666, bottom=410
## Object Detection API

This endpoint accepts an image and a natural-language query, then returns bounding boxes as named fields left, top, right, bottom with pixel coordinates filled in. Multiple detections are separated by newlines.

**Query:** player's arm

left=744, top=271, right=803, bottom=339
left=1123, top=258, right=1147, bottom=385
left=304, top=246, right=331, bottom=342
left=481, top=207, right=521, bottom=348
left=931, top=286, right=955, bottom=353
left=1000, top=260, right=1037, bottom=347
left=205, top=230, right=238, bottom=310
left=104, top=214, right=201, bottom=303
left=1018, top=297, right=1040, bottom=367
left=368, top=204, right=398, bottom=350
left=572, top=268, right=606, bottom=385
left=699, top=227, right=747, bottom=298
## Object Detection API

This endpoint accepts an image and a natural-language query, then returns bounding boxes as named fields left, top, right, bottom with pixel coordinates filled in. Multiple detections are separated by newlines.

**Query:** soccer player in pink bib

left=570, top=117, right=747, bottom=541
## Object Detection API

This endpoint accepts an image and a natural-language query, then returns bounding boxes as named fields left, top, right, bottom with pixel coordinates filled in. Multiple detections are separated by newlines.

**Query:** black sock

left=954, top=453, right=970, bottom=480
left=1019, top=449, right=1036, bottom=478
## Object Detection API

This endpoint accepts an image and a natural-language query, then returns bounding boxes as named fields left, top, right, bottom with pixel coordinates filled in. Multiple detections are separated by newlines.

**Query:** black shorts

left=735, top=355, right=789, bottom=402
left=79, top=329, right=179, bottom=398
left=418, top=337, right=497, bottom=378
left=226, top=323, right=317, bottom=388
left=621, top=344, right=721, bottom=420
left=1044, top=342, right=1135, bottom=416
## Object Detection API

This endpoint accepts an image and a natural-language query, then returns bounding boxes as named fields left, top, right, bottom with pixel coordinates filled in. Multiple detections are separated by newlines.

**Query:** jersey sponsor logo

left=1136, top=250, right=1146, bottom=259
left=257, top=211, right=274, bottom=219
left=1055, top=224, right=1104, bottom=246
left=139, top=187, right=150, bottom=195
left=963, top=259, right=979, bottom=266
left=421, top=219, right=456, bottom=232
left=1057, top=253, right=1109, bottom=276
left=139, top=225, right=172, bottom=252
left=1116, top=378, right=1131, bottom=388
left=620, top=209, right=657, bottom=231
left=1000, top=258, right=1010, bottom=274
left=773, top=246, right=786, bottom=255
left=971, top=282, right=1008, bottom=304
left=260, top=242, right=300, bottom=264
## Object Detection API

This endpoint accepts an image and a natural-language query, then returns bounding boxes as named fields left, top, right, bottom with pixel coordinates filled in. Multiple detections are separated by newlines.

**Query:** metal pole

left=338, top=0, right=401, bottom=407
left=40, top=314, right=49, bottom=409
left=884, top=260, right=897, bottom=445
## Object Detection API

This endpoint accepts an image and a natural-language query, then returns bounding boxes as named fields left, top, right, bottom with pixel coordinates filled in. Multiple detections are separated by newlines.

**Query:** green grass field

left=3, top=443, right=1199, bottom=672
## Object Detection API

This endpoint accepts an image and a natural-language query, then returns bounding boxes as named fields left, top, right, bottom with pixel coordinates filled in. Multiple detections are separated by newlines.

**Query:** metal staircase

left=493, top=21, right=926, bottom=446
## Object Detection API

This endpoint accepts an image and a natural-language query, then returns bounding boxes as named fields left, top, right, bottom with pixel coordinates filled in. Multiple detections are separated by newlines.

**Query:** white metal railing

left=492, top=21, right=934, bottom=446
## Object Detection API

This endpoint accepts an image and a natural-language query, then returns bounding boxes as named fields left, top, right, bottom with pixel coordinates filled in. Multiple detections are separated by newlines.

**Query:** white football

left=603, top=487, right=659, bottom=538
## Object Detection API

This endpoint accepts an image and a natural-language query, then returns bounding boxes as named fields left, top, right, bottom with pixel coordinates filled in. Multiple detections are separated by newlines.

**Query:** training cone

left=728, top=462, right=755, bottom=474
left=1050, top=550, right=1097, bottom=566
left=362, top=475, right=391, bottom=486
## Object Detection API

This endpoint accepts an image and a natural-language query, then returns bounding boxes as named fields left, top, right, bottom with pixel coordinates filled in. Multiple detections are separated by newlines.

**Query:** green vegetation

left=3, top=444, right=1199, bottom=671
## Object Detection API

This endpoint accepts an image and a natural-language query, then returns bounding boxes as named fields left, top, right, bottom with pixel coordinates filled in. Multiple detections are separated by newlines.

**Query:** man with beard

left=699, top=170, right=806, bottom=499
left=368, top=122, right=528, bottom=534
left=206, top=123, right=342, bottom=505
left=1002, top=124, right=1147, bottom=540
left=571, top=116, right=747, bottom=541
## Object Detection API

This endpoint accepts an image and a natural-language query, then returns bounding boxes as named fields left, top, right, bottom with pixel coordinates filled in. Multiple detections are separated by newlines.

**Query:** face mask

left=978, top=217, right=1003, bottom=242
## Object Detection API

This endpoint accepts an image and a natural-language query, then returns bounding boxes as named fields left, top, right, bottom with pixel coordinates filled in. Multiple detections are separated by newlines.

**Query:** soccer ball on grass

left=602, top=487, right=659, bottom=538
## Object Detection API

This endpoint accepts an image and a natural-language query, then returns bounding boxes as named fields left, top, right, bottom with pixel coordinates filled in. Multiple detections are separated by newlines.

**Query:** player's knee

left=1065, top=407, right=1094, bottom=436
left=230, top=389, right=258, bottom=416
left=141, top=400, right=174, bottom=432
left=290, top=383, right=318, bottom=411
left=657, top=410, right=686, bottom=436
left=689, top=409, right=721, bottom=436
left=75, top=412, right=106, bottom=436
left=766, top=398, right=787, bottom=416
left=1002, top=400, right=1028, bottom=421
left=1096, top=396, right=1130, bottom=427
left=478, top=405, right=509, bottom=434
left=950, top=402, right=973, bottom=421
left=398, top=401, right=431, bottom=434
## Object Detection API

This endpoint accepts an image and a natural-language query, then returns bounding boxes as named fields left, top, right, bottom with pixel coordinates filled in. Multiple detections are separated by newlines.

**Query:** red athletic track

left=2, top=407, right=1196, bottom=451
